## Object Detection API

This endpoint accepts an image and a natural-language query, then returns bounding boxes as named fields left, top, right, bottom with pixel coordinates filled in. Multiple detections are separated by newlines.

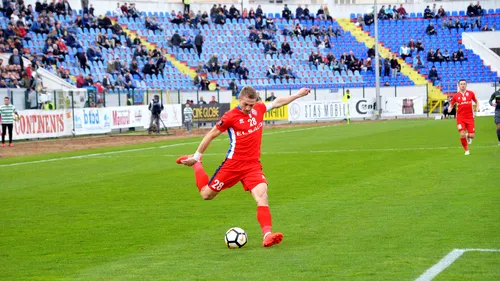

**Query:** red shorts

left=208, top=159, right=267, bottom=192
left=457, top=118, right=475, bottom=133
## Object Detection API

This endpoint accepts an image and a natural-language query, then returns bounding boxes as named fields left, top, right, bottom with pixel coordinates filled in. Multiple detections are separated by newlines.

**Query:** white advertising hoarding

left=73, top=108, right=112, bottom=135
left=5, top=110, right=73, bottom=140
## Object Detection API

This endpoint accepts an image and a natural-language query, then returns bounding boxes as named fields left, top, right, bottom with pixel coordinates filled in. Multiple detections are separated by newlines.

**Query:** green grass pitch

left=1, top=117, right=499, bottom=281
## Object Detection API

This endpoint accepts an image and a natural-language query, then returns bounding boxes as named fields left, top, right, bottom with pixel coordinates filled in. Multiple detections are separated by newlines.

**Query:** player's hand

left=297, top=88, right=310, bottom=97
left=181, top=157, right=198, bottom=166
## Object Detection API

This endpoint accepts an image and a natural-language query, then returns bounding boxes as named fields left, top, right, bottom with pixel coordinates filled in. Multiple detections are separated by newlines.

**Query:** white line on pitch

left=84, top=145, right=498, bottom=159
left=415, top=248, right=500, bottom=281
left=0, top=126, right=334, bottom=168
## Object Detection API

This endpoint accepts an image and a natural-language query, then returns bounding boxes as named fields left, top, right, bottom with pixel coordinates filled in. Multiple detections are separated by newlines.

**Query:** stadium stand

left=1, top=1, right=498, bottom=103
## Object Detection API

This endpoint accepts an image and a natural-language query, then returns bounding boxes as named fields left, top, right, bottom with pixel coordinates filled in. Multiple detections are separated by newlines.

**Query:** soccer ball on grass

left=224, top=227, right=247, bottom=249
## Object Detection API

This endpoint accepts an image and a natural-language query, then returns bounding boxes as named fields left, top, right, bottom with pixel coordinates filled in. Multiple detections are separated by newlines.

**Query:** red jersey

left=450, top=90, right=477, bottom=120
left=216, top=102, right=269, bottom=160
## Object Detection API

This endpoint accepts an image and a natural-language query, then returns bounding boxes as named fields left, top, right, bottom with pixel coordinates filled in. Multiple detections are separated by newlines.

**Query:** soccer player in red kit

left=176, top=86, right=310, bottom=247
left=448, top=79, right=480, bottom=155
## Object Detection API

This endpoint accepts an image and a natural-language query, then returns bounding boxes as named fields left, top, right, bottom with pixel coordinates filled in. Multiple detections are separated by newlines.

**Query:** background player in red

left=448, top=79, right=480, bottom=155
left=176, top=86, right=310, bottom=247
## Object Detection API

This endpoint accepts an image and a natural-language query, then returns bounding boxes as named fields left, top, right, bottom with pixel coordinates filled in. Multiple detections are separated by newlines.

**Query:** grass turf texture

left=1, top=117, right=499, bottom=281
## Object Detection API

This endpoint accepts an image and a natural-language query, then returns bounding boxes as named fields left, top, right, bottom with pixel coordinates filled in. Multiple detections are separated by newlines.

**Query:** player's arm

left=181, top=126, right=223, bottom=166
left=472, top=93, right=480, bottom=112
left=489, top=92, right=497, bottom=106
left=268, top=88, right=310, bottom=111
left=448, top=95, right=456, bottom=113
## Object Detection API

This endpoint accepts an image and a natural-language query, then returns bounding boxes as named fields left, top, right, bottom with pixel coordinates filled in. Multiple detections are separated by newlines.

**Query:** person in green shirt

left=0, top=97, right=19, bottom=147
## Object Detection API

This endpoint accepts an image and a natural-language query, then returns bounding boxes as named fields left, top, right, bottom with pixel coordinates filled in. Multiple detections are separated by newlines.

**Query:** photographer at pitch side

left=148, top=95, right=164, bottom=134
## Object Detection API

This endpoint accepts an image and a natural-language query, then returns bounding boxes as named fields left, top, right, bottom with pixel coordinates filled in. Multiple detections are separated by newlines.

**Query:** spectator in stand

left=475, top=1, right=484, bottom=16
left=424, top=6, right=433, bottom=19
left=378, top=6, right=386, bottom=20
left=267, top=65, right=278, bottom=80
left=429, top=65, right=439, bottom=85
left=309, top=51, right=320, bottom=67
left=435, top=49, right=444, bottom=63
left=364, top=58, right=373, bottom=72
left=443, top=50, right=450, bottom=61
left=237, top=62, right=249, bottom=80
left=9, top=49, right=24, bottom=70
left=437, top=6, right=446, bottom=18
left=431, top=4, right=437, bottom=18
left=324, top=6, right=333, bottom=21
left=356, top=15, right=364, bottom=27
left=278, top=66, right=288, bottom=80
left=416, top=39, right=424, bottom=53
left=229, top=79, right=238, bottom=96
left=115, top=75, right=127, bottom=88
left=215, top=11, right=226, bottom=25
left=399, top=44, right=411, bottom=59
left=390, top=55, right=399, bottom=77
left=317, top=6, right=325, bottom=20
left=145, top=16, right=163, bottom=31
left=397, top=4, right=408, bottom=19
left=124, top=72, right=135, bottom=89
left=207, top=62, right=220, bottom=74
left=457, top=48, right=466, bottom=61
left=426, top=23, right=437, bottom=36
left=76, top=73, right=85, bottom=88
left=427, top=48, right=436, bottom=62
left=295, top=5, right=304, bottom=19
left=282, top=4, right=291, bottom=22
left=467, top=2, right=476, bottom=17
left=481, top=23, right=492, bottom=31
left=364, top=12, right=374, bottom=26
left=383, top=58, right=390, bottom=77
left=281, top=40, right=292, bottom=55
left=413, top=54, right=425, bottom=70
left=84, top=74, right=94, bottom=87
left=385, top=5, right=394, bottom=20
left=408, top=39, right=416, bottom=53
left=102, top=73, right=113, bottom=90
left=303, top=5, right=311, bottom=20
left=200, top=76, right=210, bottom=91
left=198, top=96, right=207, bottom=104
left=183, top=0, right=190, bottom=13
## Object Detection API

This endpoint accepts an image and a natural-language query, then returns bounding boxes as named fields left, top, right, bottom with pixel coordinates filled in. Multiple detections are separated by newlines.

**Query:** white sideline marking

left=0, top=126, right=334, bottom=168
left=415, top=248, right=500, bottom=281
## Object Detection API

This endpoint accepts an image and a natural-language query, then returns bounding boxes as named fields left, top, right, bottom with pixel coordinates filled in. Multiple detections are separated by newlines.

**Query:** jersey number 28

left=211, top=180, right=224, bottom=191
left=248, top=117, right=257, bottom=126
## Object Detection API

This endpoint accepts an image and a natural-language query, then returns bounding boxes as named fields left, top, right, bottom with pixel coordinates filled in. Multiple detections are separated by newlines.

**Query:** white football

left=224, top=227, right=247, bottom=249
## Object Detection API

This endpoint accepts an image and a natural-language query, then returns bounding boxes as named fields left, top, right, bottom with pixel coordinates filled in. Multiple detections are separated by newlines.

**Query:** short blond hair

left=238, top=86, right=258, bottom=99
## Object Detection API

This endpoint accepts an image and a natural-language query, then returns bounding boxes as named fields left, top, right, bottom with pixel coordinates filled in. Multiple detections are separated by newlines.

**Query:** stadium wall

left=462, top=32, right=500, bottom=74
left=64, top=0, right=500, bottom=19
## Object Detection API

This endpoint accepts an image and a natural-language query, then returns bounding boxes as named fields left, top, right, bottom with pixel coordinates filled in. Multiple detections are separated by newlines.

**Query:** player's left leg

left=249, top=183, right=283, bottom=248
left=495, top=116, right=500, bottom=144
left=465, top=120, right=475, bottom=145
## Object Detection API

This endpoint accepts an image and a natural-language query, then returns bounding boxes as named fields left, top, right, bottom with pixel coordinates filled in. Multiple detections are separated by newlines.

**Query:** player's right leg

left=249, top=183, right=283, bottom=248
left=495, top=116, right=500, bottom=145
left=457, top=121, right=469, bottom=154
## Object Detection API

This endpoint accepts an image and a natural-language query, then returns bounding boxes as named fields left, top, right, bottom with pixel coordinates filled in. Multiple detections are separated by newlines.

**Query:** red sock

left=193, top=162, right=209, bottom=191
left=460, top=137, right=468, bottom=151
left=257, top=206, right=272, bottom=236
